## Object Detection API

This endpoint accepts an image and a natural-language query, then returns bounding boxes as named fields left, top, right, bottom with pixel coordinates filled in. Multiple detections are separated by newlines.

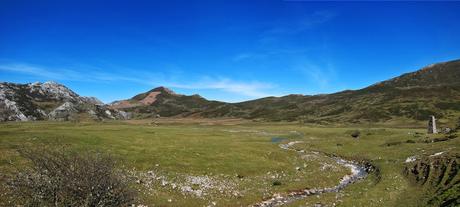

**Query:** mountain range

left=1, top=59, right=460, bottom=124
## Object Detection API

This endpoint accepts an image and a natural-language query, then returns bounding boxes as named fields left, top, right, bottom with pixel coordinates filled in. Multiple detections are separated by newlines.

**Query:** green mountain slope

left=198, top=59, right=460, bottom=124
left=112, top=59, right=460, bottom=124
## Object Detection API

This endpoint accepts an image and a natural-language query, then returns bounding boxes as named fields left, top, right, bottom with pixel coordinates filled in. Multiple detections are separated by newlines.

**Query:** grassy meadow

left=0, top=119, right=458, bottom=206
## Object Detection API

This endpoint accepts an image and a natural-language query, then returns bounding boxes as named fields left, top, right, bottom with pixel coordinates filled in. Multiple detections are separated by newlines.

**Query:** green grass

left=0, top=120, right=458, bottom=206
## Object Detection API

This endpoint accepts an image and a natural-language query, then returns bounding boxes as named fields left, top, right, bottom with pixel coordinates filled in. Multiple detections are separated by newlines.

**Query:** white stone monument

left=428, top=115, right=437, bottom=134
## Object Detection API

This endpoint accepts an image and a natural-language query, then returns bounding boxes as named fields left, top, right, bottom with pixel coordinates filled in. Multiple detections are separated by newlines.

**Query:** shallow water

left=252, top=141, right=368, bottom=207
left=271, top=137, right=287, bottom=143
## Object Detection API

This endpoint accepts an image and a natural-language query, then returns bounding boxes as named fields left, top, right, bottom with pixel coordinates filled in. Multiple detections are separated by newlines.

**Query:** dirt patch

left=139, top=91, right=161, bottom=105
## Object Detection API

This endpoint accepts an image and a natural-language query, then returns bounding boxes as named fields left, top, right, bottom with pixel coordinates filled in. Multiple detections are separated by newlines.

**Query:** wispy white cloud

left=232, top=53, right=268, bottom=62
left=258, top=10, right=337, bottom=45
left=294, top=60, right=337, bottom=89
left=229, top=9, right=338, bottom=92
left=0, top=63, right=162, bottom=84
left=232, top=10, right=336, bottom=62
left=264, top=10, right=337, bottom=36
left=232, top=48, right=309, bottom=62
left=0, top=64, right=73, bottom=80
left=298, top=10, right=337, bottom=31
left=0, top=62, right=277, bottom=100
left=232, top=53, right=258, bottom=62
left=168, top=77, right=276, bottom=98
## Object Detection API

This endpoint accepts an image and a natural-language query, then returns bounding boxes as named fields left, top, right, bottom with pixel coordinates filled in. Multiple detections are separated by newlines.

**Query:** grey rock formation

left=48, top=102, right=78, bottom=121
left=29, top=81, right=80, bottom=102
left=117, top=110, right=131, bottom=120
left=428, top=115, right=437, bottom=134
left=0, top=81, right=129, bottom=122
left=81, top=96, right=104, bottom=105
left=0, top=97, right=28, bottom=121
left=443, top=127, right=452, bottom=134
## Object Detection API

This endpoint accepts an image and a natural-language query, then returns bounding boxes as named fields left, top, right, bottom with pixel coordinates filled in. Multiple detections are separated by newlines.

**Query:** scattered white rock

left=405, top=156, right=417, bottom=163
left=429, top=151, right=445, bottom=157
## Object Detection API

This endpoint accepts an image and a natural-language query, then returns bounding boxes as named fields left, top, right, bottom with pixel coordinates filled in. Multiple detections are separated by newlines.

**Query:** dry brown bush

left=2, top=145, right=137, bottom=207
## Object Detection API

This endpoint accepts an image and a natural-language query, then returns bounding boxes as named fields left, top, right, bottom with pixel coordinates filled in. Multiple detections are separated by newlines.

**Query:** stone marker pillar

left=428, top=115, right=437, bottom=134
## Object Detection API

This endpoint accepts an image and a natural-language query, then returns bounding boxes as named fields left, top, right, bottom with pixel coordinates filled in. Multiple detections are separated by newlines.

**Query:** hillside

left=115, top=59, right=460, bottom=124
left=109, top=86, right=225, bottom=118
left=374, top=60, right=460, bottom=88
left=200, top=59, right=460, bottom=124
left=0, top=81, right=129, bottom=121
left=2, top=59, right=459, bottom=124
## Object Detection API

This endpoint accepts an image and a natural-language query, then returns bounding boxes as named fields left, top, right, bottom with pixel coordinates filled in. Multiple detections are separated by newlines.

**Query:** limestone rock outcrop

left=0, top=81, right=130, bottom=122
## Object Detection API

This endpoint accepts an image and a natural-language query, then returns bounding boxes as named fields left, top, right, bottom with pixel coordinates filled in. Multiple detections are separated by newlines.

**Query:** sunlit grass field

left=0, top=120, right=458, bottom=206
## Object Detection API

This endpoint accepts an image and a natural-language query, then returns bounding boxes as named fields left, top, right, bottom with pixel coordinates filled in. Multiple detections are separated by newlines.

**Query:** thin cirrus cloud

left=264, top=10, right=337, bottom=36
left=258, top=10, right=337, bottom=45
left=0, top=63, right=144, bottom=83
left=0, top=63, right=76, bottom=80
left=232, top=48, right=310, bottom=62
left=168, top=77, right=276, bottom=98
left=293, top=60, right=337, bottom=90
left=0, top=63, right=277, bottom=100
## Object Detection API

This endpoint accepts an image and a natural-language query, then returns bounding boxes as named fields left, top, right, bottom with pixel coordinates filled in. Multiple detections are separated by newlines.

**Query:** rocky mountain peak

left=151, top=86, right=176, bottom=95
left=28, top=81, right=79, bottom=101
left=111, top=86, right=176, bottom=109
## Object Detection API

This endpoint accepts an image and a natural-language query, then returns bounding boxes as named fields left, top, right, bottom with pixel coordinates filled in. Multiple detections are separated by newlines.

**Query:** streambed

left=251, top=141, right=369, bottom=207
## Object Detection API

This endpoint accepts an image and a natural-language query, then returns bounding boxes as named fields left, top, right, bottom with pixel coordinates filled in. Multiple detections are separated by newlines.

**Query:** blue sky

left=1, top=0, right=460, bottom=103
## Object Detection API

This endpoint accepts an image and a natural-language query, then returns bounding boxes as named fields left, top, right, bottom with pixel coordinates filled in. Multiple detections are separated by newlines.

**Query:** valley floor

left=0, top=119, right=458, bottom=206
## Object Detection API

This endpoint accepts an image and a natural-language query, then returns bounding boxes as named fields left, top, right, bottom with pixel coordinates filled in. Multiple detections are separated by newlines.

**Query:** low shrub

left=3, top=145, right=137, bottom=207
left=385, top=141, right=402, bottom=146
left=351, top=130, right=361, bottom=138
left=272, top=180, right=282, bottom=186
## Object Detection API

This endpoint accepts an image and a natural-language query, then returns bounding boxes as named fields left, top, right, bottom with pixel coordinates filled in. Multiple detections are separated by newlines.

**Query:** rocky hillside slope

left=0, top=81, right=130, bottom=121
left=404, top=152, right=460, bottom=206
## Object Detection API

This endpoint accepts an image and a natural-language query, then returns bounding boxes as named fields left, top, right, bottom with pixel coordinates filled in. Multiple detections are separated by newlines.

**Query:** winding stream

left=251, top=141, right=368, bottom=207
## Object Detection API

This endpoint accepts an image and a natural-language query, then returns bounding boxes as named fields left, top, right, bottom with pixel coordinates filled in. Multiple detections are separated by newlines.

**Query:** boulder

left=48, top=102, right=78, bottom=121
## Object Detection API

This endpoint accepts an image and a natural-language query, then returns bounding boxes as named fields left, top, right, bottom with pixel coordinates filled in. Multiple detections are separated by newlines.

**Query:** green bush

left=272, top=180, right=282, bottom=186
left=351, top=130, right=361, bottom=138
